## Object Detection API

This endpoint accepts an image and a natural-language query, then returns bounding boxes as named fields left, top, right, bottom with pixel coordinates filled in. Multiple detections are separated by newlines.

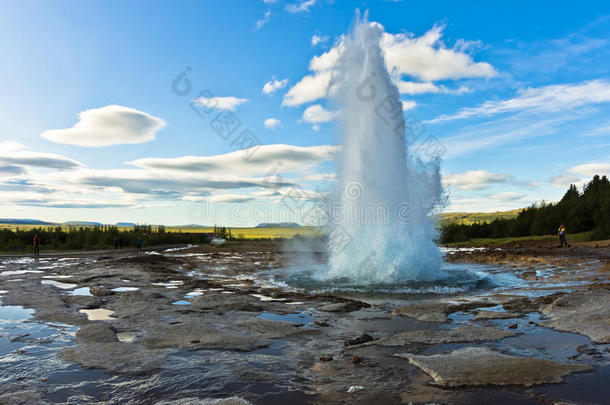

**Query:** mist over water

left=325, top=15, right=444, bottom=284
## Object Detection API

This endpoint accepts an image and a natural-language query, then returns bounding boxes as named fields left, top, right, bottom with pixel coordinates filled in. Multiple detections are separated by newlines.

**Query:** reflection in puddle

left=1, top=270, right=44, bottom=276
left=0, top=305, right=35, bottom=321
left=185, top=290, right=204, bottom=297
left=111, top=287, right=139, bottom=292
left=258, top=312, right=312, bottom=325
left=41, top=280, right=77, bottom=290
left=69, top=287, right=92, bottom=296
left=152, top=281, right=183, bottom=289
left=172, top=300, right=191, bottom=305
left=79, top=308, right=116, bottom=321
left=251, top=294, right=287, bottom=302
left=42, top=275, right=74, bottom=279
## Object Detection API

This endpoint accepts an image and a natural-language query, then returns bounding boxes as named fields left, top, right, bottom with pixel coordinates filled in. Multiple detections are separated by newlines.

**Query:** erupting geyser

left=326, top=15, right=444, bottom=283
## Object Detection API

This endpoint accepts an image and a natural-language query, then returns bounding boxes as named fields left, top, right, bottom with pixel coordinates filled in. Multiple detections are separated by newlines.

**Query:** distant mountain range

left=255, top=222, right=301, bottom=228
left=0, top=218, right=55, bottom=225
left=1, top=218, right=136, bottom=226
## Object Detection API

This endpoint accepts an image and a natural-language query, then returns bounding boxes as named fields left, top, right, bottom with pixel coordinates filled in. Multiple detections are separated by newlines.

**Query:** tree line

left=0, top=224, right=211, bottom=252
left=441, top=175, right=610, bottom=244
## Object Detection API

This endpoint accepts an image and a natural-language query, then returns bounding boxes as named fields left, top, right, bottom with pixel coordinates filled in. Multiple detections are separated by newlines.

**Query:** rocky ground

left=0, top=241, right=608, bottom=404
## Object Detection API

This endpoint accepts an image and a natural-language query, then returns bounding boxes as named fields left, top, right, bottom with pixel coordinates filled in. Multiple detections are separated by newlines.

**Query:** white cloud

left=203, top=193, right=256, bottom=203
left=311, top=34, right=329, bottom=47
left=262, top=78, right=288, bottom=94
left=285, top=0, right=316, bottom=13
left=381, top=25, right=495, bottom=82
left=551, top=163, right=610, bottom=188
left=41, top=105, right=166, bottom=147
left=264, top=118, right=282, bottom=129
left=490, top=192, right=525, bottom=201
left=0, top=141, right=83, bottom=169
left=283, top=23, right=492, bottom=106
left=255, top=9, right=271, bottom=30
left=551, top=174, right=581, bottom=188
left=396, top=81, right=470, bottom=95
left=301, top=104, right=337, bottom=124
left=567, top=163, right=610, bottom=177
left=444, top=170, right=508, bottom=191
left=401, top=100, right=416, bottom=111
left=430, top=80, right=610, bottom=123
left=192, top=96, right=249, bottom=111
left=263, top=0, right=277, bottom=3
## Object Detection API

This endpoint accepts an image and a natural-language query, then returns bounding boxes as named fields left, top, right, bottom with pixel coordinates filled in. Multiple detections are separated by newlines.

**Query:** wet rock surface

left=396, top=347, right=592, bottom=387
left=363, top=325, right=515, bottom=346
left=540, top=289, right=610, bottom=343
left=0, top=242, right=609, bottom=404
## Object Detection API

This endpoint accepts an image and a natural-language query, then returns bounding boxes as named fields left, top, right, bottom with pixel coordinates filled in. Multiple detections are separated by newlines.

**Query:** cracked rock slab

left=391, top=303, right=449, bottom=322
left=363, top=325, right=515, bottom=346
left=540, top=289, right=610, bottom=343
left=395, top=347, right=591, bottom=387
left=473, top=310, right=523, bottom=320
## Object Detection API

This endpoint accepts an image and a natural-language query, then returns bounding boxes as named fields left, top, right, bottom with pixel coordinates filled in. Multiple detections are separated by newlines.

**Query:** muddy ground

left=0, top=241, right=609, bottom=404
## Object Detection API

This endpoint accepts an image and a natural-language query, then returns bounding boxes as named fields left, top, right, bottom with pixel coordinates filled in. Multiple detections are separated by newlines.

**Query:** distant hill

left=255, top=222, right=301, bottom=228
left=115, top=222, right=136, bottom=227
left=0, top=218, right=55, bottom=225
left=64, top=221, right=103, bottom=226
left=441, top=209, right=522, bottom=225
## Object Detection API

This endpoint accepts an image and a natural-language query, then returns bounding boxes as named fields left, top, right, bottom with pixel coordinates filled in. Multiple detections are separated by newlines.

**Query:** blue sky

left=1, top=0, right=609, bottom=225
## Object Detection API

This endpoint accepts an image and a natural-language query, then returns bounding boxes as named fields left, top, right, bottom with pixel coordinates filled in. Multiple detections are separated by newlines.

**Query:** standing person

left=137, top=236, right=143, bottom=253
left=33, top=234, right=40, bottom=258
left=558, top=224, right=568, bottom=247
left=113, top=236, right=119, bottom=250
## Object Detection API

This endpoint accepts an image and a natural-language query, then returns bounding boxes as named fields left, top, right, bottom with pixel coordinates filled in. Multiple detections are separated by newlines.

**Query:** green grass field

left=0, top=223, right=322, bottom=240
left=444, top=231, right=593, bottom=247
left=440, top=209, right=522, bottom=225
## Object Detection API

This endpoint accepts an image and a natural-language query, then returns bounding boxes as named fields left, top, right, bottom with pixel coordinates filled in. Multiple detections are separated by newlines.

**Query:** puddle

left=42, top=274, right=74, bottom=279
left=79, top=308, right=116, bottom=321
left=1, top=270, right=44, bottom=276
left=111, top=287, right=140, bottom=292
left=0, top=290, right=8, bottom=295
left=117, top=332, right=137, bottom=343
left=251, top=294, right=287, bottom=302
left=172, top=300, right=191, bottom=305
left=185, top=290, right=204, bottom=297
left=69, top=287, right=92, bottom=296
left=41, top=280, right=77, bottom=290
left=152, top=281, right=184, bottom=289
left=0, top=305, right=35, bottom=321
left=258, top=312, right=312, bottom=325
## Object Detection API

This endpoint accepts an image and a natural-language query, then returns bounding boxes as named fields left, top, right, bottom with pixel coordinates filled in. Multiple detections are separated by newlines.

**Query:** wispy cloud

left=192, top=96, right=249, bottom=111
left=429, top=80, right=610, bottom=123
left=443, top=170, right=508, bottom=191
left=255, top=9, right=271, bottom=30
left=0, top=141, right=84, bottom=170
left=285, top=0, right=316, bottom=13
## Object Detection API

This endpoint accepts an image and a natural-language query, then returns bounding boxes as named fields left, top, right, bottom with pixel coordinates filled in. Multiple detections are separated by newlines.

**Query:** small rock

left=314, top=320, right=330, bottom=327
left=319, top=354, right=333, bottom=361
left=90, top=286, right=114, bottom=297
left=190, top=339, right=200, bottom=344
left=347, top=385, right=364, bottom=393
left=351, top=355, right=361, bottom=364
left=344, top=333, right=374, bottom=346
left=508, top=323, right=518, bottom=329
left=76, top=322, right=118, bottom=344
